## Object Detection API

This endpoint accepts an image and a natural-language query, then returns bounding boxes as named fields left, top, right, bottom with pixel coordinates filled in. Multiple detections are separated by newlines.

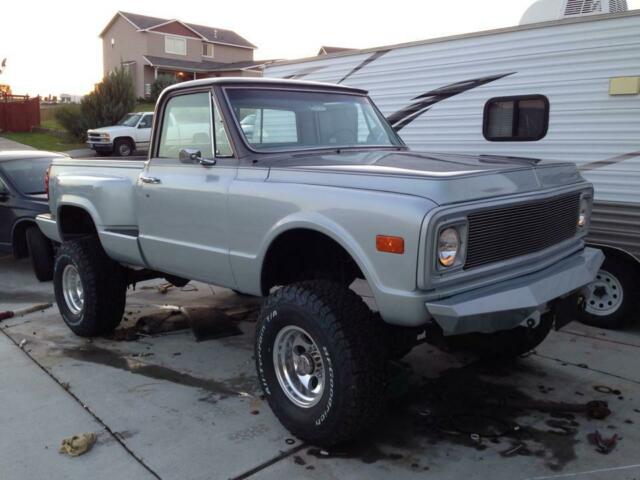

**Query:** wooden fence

left=0, top=94, right=40, bottom=132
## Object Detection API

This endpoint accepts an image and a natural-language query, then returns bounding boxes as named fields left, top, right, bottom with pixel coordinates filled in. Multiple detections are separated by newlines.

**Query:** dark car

left=0, top=151, right=65, bottom=281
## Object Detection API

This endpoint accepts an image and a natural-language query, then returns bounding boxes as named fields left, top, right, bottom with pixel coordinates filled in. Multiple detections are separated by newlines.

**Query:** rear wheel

left=25, top=225, right=54, bottom=282
left=114, top=139, right=133, bottom=157
left=255, top=280, right=387, bottom=446
left=53, top=237, right=127, bottom=337
left=579, top=256, right=638, bottom=329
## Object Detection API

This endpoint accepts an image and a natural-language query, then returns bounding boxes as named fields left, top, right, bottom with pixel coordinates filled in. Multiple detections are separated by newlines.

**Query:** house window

left=202, top=43, right=214, bottom=58
left=165, top=36, right=186, bottom=56
left=483, top=95, right=549, bottom=142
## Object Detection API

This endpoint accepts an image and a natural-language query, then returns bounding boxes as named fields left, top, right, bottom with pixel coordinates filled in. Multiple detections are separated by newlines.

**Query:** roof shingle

left=108, top=11, right=256, bottom=49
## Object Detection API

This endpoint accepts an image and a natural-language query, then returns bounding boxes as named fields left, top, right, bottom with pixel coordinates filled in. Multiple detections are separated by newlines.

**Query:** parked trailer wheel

left=53, top=237, right=127, bottom=337
left=578, top=256, right=638, bottom=329
left=25, top=225, right=54, bottom=282
left=255, top=280, right=387, bottom=446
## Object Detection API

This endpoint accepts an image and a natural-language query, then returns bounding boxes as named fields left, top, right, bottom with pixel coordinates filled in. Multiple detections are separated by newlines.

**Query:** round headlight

left=438, top=227, right=460, bottom=267
left=578, top=197, right=589, bottom=228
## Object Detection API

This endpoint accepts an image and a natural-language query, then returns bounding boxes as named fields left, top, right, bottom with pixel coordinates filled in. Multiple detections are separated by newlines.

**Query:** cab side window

left=158, top=92, right=213, bottom=159
left=213, top=104, right=233, bottom=157
left=138, top=114, right=153, bottom=129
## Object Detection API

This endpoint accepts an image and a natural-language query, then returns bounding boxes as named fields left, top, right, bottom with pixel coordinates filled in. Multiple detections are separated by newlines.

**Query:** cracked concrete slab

left=0, top=332, right=157, bottom=480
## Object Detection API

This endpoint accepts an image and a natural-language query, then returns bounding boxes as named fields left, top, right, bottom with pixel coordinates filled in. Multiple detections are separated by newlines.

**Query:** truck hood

left=265, top=150, right=584, bottom=205
left=87, top=125, right=131, bottom=136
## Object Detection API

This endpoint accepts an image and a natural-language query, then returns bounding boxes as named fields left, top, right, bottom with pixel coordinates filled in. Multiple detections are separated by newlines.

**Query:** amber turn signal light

left=376, top=235, right=405, bottom=254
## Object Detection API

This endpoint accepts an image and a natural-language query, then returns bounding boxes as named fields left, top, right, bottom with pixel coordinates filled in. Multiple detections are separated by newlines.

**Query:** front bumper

left=425, top=247, right=604, bottom=336
left=87, top=141, right=113, bottom=151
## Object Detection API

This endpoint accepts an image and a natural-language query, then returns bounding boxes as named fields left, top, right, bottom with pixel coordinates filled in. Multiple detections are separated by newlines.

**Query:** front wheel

left=255, top=281, right=387, bottom=446
left=578, top=256, right=638, bottom=329
left=53, top=237, right=127, bottom=337
left=114, top=139, right=133, bottom=157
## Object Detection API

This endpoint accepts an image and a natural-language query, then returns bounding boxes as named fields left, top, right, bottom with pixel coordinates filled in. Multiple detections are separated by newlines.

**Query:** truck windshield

left=225, top=89, right=403, bottom=152
left=2, top=158, right=51, bottom=195
left=117, top=114, right=142, bottom=127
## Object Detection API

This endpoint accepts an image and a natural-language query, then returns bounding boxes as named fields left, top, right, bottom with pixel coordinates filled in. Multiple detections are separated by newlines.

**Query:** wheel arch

left=587, top=243, right=640, bottom=277
left=114, top=136, right=136, bottom=151
left=258, top=219, right=376, bottom=296
left=11, top=218, right=37, bottom=258
left=57, top=203, right=100, bottom=242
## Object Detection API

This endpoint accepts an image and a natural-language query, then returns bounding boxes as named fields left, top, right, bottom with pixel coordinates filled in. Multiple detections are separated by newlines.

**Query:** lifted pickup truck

left=37, top=78, right=603, bottom=446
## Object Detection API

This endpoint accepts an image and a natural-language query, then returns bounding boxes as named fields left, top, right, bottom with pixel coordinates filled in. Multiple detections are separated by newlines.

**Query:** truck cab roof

left=161, top=77, right=369, bottom=96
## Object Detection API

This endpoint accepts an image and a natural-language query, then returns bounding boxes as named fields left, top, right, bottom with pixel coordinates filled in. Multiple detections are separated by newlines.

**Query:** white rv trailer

left=264, top=0, right=640, bottom=328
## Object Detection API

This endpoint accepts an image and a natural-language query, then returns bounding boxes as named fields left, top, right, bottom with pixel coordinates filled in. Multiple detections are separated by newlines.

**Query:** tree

left=81, top=66, right=136, bottom=128
left=150, top=76, right=178, bottom=102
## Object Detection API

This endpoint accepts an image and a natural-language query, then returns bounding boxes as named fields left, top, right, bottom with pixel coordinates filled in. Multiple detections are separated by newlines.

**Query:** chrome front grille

left=464, top=193, right=581, bottom=270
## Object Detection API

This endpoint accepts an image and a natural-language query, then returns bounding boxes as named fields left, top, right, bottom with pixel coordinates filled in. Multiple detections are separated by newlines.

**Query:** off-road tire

left=439, top=312, right=554, bottom=359
left=53, top=237, right=127, bottom=337
left=578, top=256, right=638, bottom=329
left=25, top=225, right=54, bottom=282
left=255, top=280, right=387, bottom=446
left=114, top=139, right=133, bottom=157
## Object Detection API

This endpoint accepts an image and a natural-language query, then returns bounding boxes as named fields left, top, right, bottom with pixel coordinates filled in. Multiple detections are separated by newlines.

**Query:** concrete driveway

left=1, top=255, right=640, bottom=480
left=0, top=136, right=35, bottom=151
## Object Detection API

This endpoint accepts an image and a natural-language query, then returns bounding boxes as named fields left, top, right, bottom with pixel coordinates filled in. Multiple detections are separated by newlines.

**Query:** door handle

left=139, top=175, right=161, bottom=184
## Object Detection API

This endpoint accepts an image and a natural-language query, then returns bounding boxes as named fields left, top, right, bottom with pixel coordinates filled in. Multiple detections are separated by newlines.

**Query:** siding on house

left=101, top=12, right=260, bottom=98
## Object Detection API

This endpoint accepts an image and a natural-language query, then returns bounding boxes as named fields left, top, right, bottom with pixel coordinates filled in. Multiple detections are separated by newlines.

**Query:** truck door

left=135, top=113, right=153, bottom=151
left=135, top=89, right=237, bottom=287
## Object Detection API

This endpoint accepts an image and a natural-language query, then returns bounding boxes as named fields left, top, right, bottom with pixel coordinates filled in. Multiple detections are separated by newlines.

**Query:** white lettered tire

left=255, top=280, right=387, bottom=446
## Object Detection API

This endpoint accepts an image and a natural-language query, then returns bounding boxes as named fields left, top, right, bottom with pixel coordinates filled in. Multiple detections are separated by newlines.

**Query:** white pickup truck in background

left=86, top=112, right=153, bottom=157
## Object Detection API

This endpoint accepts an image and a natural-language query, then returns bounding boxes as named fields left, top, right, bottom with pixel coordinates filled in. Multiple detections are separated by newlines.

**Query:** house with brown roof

left=100, top=12, right=268, bottom=98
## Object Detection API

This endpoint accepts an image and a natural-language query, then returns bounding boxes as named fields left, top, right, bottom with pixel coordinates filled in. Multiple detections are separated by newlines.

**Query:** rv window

left=483, top=95, right=549, bottom=142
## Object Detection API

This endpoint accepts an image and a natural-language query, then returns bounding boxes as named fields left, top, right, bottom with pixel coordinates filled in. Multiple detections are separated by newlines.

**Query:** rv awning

left=143, top=56, right=269, bottom=73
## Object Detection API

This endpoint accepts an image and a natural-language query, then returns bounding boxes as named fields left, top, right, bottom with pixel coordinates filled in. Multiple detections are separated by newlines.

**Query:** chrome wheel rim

left=585, top=270, right=623, bottom=317
left=118, top=143, right=131, bottom=156
left=62, top=264, right=84, bottom=315
left=273, top=326, right=325, bottom=408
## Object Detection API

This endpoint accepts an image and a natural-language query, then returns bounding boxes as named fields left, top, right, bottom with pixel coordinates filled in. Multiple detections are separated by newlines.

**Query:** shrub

left=54, top=104, right=87, bottom=142
left=55, top=66, right=136, bottom=141
left=150, top=76, right=178, bottom=102
left=81, top=66, right=136, bottom=128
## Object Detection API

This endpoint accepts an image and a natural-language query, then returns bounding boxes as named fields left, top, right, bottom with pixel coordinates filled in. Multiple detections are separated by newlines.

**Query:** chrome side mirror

left=179, top=148, right=216, bottom=166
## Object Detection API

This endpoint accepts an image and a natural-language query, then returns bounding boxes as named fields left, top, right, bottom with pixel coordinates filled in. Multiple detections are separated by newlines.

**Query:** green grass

left=41, top=118, right=64, bottom=131
left=0, top=131, right=84, bottom=152
left=135, top=102, right=155, bottom=113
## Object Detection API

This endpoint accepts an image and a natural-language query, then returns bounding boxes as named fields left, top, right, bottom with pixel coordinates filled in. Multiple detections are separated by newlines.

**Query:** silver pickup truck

left=37, top=78, right=603, bottom=446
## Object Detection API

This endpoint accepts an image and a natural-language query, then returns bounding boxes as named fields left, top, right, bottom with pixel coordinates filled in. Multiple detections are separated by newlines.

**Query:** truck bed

left=48, top=159, right=146, bottom=265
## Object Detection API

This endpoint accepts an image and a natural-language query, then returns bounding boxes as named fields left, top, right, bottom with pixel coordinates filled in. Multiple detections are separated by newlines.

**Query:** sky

left=1, top=0, right=639, bottom=96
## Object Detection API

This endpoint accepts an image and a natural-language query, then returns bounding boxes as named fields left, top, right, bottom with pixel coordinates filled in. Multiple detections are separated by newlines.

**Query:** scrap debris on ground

left=59, top=433, right=97, bottom=457
left=587, top=430, right=619, bottom=454
left=0, top=303, right=53, bottom=322
left=109, top=300, right=260, bottom=342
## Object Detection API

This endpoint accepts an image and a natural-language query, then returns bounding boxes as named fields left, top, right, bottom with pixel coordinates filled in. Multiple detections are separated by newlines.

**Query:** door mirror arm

left=179, top=148, right=216, bottom=166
